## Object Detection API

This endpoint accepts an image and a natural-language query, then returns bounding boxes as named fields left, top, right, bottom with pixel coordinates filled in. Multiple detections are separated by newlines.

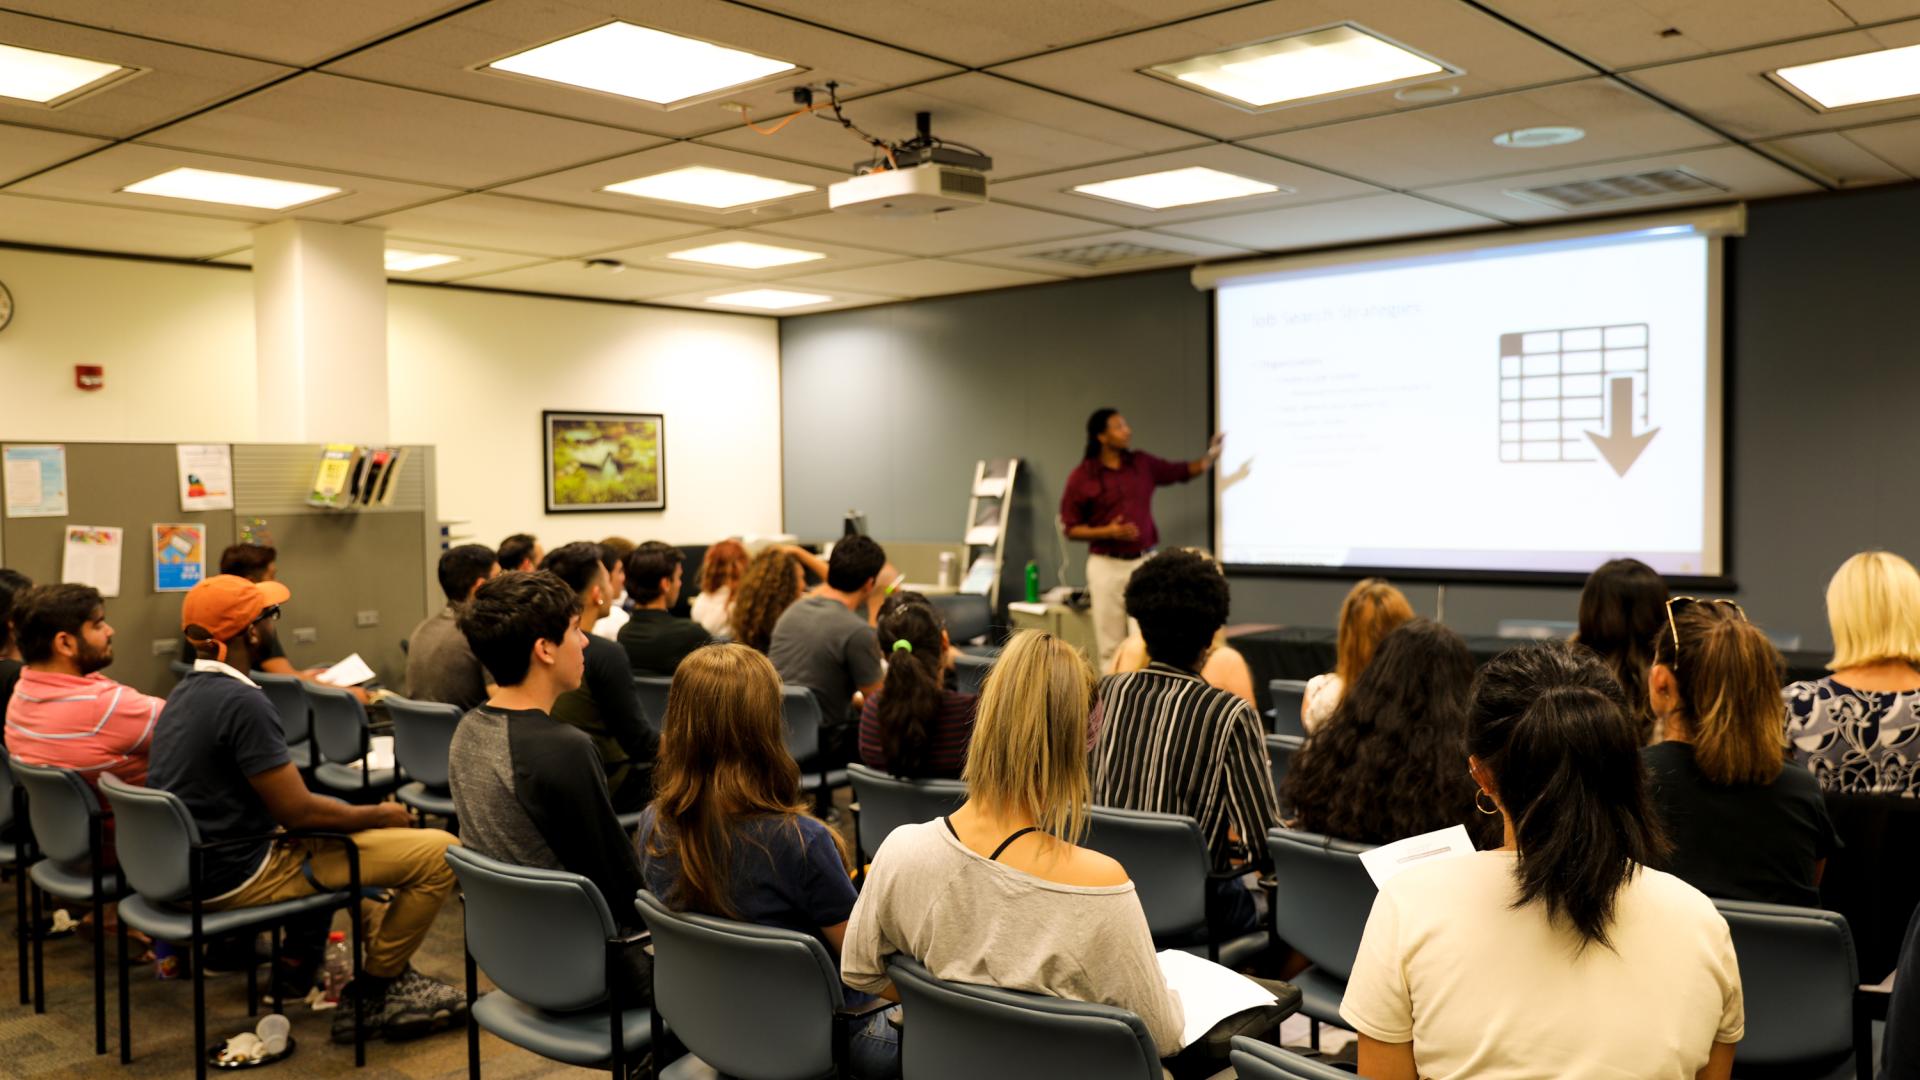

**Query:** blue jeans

left=846, top=991, right=901, bottom=1080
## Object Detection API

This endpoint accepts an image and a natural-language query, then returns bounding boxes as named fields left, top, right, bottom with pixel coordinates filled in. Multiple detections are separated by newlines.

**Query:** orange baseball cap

left=181, top=573, right=292, bottom=643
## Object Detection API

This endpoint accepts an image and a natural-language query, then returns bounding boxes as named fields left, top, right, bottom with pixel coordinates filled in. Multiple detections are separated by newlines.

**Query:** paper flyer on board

left=152, top=523, right=207, bottom=593
left=4, top=444, right=69, bottom=518
left=62, top=525, right=123, bottom=598
left=176, top=444, right=235, bottom=511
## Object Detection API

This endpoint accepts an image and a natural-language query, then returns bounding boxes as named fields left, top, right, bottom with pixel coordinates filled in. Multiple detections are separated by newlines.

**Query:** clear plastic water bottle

left=316, top=931, right=351, bottom=1009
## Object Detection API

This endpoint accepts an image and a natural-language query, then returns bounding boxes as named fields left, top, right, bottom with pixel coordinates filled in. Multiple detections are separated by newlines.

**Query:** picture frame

left=543, top=411, right=666, bottom=513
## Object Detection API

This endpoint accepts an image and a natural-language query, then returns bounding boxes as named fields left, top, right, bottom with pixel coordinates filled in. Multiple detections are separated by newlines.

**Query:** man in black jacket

left=541, top=542, right=658, bottom=812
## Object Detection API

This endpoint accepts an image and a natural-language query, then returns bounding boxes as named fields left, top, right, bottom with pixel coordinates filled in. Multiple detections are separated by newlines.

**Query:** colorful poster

left=62, top=525, right=123, bottom=598
left=152, top=523, right=207, bottom=593
left=176, top=444, right=234, bottom=512
left=3, top=444, right=69, bottom=518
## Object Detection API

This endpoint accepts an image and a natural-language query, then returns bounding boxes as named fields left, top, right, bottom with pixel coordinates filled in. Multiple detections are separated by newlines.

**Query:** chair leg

left=1309, top=1018, right=1320, bottom=1051
left=193, top=934, right=209, bottom=1080
left=29, top=880, right=44, bottom=1013
left=14, top=862, right=27, bottom=1005
left=350, top=898, right=366, bottom=1067
left=270, top=925, right=284, bottom=1016
left=115, top=914, right=131, bottom=1064
left=92, top=894, right=106, bottom=1054
left=246, top=945, right=259, bottom=1018
left=465, top=946, right=480, bottom=1080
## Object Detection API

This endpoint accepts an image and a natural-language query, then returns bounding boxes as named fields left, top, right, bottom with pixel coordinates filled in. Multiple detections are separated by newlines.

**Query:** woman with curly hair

left=1283, top=618, right=1497, bottom=847
left=729, top=547, right=807, bottom=654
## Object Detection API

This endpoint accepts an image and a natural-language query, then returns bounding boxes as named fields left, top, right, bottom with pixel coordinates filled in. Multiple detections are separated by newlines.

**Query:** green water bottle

left=1025, top=561, right=1041, bottom=604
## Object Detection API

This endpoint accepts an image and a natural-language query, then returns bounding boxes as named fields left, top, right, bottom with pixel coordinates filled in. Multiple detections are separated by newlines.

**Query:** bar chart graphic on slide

left=1498, top=323, right=1649, bottom=465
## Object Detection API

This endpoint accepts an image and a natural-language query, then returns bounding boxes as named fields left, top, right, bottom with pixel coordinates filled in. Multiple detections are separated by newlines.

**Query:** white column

left=252, top=220, right=388, bottom=444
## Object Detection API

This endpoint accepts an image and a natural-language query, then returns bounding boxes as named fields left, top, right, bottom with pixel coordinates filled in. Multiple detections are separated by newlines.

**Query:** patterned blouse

left=1783, top=676, right=1920, bottom=795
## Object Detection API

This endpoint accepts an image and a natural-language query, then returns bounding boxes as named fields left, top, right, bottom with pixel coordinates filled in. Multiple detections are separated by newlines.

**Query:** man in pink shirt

left=4, top=584, right=161, bottom=790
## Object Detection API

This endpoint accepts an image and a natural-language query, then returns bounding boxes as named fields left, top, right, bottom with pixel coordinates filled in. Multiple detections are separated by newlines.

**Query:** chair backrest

left=1266, top=734, right=1304, bottom=810
left=1229, top=1037, right=1360, bottom=1079
left=846, top=763, right=968, bottom=861
left=1269, top=679, right=1309, bottom=738
left=446, top=846, right=619, bottom=1013
left=1084, top=805, right=1209, bottom=944
left=635, top=890, right=843, bottom=1079
left=167, top=659, right=192, bottom=679
left=302, top=681, right=369, bottom=765
left=12, top=761, right=101, bottom=868
left=1267, top=827, right=1376, bottom=981
left=252, top=671, right=311, bottom=743
left=633, top=676, right=672, bottom=734
left=780, top=685, right=823, bottom=765
left=0, top=745, right=16, bottom=833
left=930, top=594, right=992, bottom=645
left=384, top=695, right=462, bottom=789
left=1818, top=790, right=1920, bottom=983
left=99, top=774, right=202, bottom=902
left=950, top=652, right=993, bottom=697
left=887, top=955, right=1160, bottom=1080
left=1716, top=899, right=1858, bottom=1070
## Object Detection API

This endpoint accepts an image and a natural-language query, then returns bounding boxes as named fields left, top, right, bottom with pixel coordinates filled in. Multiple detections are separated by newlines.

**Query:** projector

left=828, top=146, right=991, bottom=217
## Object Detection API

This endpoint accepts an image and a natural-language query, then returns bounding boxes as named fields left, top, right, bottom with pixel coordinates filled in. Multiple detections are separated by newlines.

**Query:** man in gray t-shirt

left=767, top=536, right=889, bottom=768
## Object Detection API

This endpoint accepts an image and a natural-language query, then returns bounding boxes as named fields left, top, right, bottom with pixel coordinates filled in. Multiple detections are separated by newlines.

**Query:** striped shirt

left=1089, top=662, right=1280, bottom=870
left=5, top=668, right=161, bottom=787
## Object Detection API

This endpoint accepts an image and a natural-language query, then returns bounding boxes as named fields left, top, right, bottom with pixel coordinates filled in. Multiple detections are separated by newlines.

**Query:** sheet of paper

left=318, top=652, right=376, bottom=687
left=62, top=525, right=124, bottom=597
left=1358, top=824, right=1477, bottom=887
left=4, top=444, right=68, bottom=517
left=362, top=734, right=395, bottom=773
left=152, top=523, right=207, bottom=593
left=1157, top=949, right=1279, bottom=1048
left=176, top=443, right=235, bottom=511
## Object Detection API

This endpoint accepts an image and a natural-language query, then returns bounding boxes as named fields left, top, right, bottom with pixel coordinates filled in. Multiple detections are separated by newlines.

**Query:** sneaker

left=328, top=981, right=387, bottom=1045
left=377, top=967, right=469, bottom=1041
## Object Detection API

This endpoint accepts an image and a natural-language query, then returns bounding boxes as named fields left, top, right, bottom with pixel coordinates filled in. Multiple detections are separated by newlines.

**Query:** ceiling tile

left=954, top=228, right=1255, bottom=277
left=210, top=240, right=551, bottom=282
left=1757, top=129, right=1914, bottom=185
left=1157, top=192, right=1497, bottom=249
left=989, top=144, right=1381, bottom=228
left=322, top=0, right=959, bottom=139
left=360, top=194, right=708, bottom=257
left=0, top=1, right=473, bottom=66
left=648, top=283, right=899, bottom=314
left=751, top=201, right=1108, bottom=256
left=1412, top=144, right=1819, bottom=220
left=1625, top=20, right=1920, bottom=140
left=491, top=143, right=844, bottom=226
left=1834, top=117, right=1920, bottom=175
left=0, top=11, right=292, bottom=139
left=5, top=143, right=457, bottom=223
left=0, top=125, right=108, bottom=185
left=782, top=258, right=1064, bottom=298
left=446, top=261, right=737, bottom=303
left=988, top=0, right=1594, bottom=141
left=698, top=73, right=1205, bottom=179
left=0, top=193, right=256, bottom=258
left=1476, top=0, right=1865, bottom=70
left=143, top=73, right=663, bottom=188
left=578, top=229, right=906, bottom=280
left=738, top=0, right=1244, bottom=67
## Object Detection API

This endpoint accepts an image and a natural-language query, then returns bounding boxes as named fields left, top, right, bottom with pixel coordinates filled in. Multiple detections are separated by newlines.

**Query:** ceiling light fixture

left=0, top=41, right=130, bottom=105
left=120, top=167, right=342, bottom=210
left=1772, top=42, right=1920, bottom=110
left=603, top=165, right=816, bottom=210
left=667, top=240, right=826, bottom=269
left=384, top=249, right=462, bottom=272
left=1071, top=166, right=1282, bottom=210
left=1492, top=126, right=1586, bottom=148
left=1147, top=24, right=1455, bottom=111
left=486, top=21, right=798, bottom=108
left=705, top=288, right=832, bottom=310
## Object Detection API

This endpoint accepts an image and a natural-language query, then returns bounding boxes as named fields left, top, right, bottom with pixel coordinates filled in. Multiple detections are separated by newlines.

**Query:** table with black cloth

left=1229, top=626, right=1832, bottom=718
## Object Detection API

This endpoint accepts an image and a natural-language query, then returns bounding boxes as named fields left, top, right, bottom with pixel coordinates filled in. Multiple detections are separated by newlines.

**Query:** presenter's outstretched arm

left=1187, top=432, right=1226, bottom=477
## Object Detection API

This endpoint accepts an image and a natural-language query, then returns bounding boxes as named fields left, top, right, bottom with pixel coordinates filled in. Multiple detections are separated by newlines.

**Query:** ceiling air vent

left=1028, top=241, right=1188, bottom=268
left=1507, top=168, right=1727, bottom=211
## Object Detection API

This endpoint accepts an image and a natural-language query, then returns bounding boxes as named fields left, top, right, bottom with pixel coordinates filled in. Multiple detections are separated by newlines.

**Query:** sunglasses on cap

left=1664, top=596, right=1745, bottom=674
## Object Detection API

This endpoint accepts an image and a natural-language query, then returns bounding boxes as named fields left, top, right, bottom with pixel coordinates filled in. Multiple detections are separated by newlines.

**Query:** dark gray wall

left=781, top=182, right=1920, bottom=652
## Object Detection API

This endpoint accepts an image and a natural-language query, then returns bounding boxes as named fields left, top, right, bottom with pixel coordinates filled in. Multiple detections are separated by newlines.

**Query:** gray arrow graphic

left=1586, top=375, right=1659, bottom=477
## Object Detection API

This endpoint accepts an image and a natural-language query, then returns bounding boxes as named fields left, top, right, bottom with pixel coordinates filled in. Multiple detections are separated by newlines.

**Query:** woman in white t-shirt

left=1342, top=642, right=1743, bottom=1080
left=1303, top=578, right=1412, bottom=731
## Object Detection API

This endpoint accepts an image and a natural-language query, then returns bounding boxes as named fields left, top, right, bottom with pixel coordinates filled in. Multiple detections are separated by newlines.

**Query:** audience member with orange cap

left=148, top=574, right=469, bottom=1044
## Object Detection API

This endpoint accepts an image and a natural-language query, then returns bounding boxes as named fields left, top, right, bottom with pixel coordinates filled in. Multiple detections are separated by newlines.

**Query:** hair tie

left=891, top=639, right=913, bottom=653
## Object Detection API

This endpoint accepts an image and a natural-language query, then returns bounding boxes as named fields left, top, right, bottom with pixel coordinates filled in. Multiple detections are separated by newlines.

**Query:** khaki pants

left=1086, top=553, right=1144, bottom=674
left=206, top=828, right=459, bottom=979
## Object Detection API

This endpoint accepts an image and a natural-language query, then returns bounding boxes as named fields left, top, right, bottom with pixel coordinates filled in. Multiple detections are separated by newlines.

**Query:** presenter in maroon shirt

left=1060, top=408, right=1222, bottom=671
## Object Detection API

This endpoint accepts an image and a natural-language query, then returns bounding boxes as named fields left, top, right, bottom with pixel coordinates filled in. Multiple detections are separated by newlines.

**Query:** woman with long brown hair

left=1304, top=578, right=1413, bottom=731
left=690, top=539, right=749, bottom=638
left=1576, top=557, right=1670, bottom=744
left=728, top=547, right=807, bottom=653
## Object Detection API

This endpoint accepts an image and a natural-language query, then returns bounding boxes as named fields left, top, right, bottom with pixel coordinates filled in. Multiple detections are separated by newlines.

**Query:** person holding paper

left=1341, top=643, right=1741, bottom=1080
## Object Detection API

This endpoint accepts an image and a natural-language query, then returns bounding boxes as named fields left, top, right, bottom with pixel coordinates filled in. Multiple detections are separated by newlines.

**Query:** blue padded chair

left=13, top=761, right=121, bottom=1053
left=1230, top=1036, right=1359, bottom=1078
left=1264, top=827, right=1375, bottom=1042
left=1085, top=805, right=1267, bottom=968
left=887, top=955, right=1162, bottom=1080
left=1266, top=734, right=1304, bottom=814
left=385, top=695, right=462, bottom=825
left=929, top=593, right=994, bottom=652
left=781, top=686, right=847, bottom=818
left=633, top=676, right=672, bottom=735
left=99, top=774, right=366, bottom=1078
left=446, top=846, right=652, bottom=1079
left=303, top=681, right=398, bottom=801
left=1, top=747, right=30, bottom=1006
left=1716, top=899, right=1867, bottom=1080
left=1267, top=679, right=1310, bottom=738
left=251, top=672, right=313, bottom=771
left=950, top=651, right=993, bottom=697
left=845, top=763, right=968, bottom=868
left=637, top=889, right=889, bottom=1079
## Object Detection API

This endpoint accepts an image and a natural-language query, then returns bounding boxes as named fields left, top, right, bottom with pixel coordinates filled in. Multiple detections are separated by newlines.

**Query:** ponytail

left=1469, top=643, right=1667, bottom=951
left=1653, top=602, right=1785, bottom=786
left=874, top=602, right=948, bottom=777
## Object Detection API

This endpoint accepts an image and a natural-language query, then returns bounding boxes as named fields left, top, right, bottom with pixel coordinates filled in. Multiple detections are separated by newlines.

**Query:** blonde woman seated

left=1303, top=578, right=1413, bottom=732
left=843, top=629, right=1184, bottom=1055
left=1785, top=551, right=1920, bottom=794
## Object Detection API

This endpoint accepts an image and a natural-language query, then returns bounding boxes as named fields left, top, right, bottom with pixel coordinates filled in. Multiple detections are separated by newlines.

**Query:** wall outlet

left=355, top=610, right=380, bottom=628
left=151, top=638, right=176, bottom=657
left=292, top=627, right=318, bottom=645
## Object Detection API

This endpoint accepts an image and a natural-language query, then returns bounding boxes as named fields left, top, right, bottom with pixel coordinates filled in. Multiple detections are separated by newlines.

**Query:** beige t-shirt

left=1303, top=672, right=1342, bottom=732
left=1341, top=851, right=1743, bottom=1080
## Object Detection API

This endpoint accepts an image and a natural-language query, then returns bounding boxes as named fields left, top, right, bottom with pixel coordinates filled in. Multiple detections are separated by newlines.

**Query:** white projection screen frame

left=1199, top=206, right=1737, bottom=586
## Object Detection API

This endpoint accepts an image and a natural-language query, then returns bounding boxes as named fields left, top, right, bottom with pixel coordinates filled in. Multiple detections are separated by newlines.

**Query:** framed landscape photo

left=543, top=411, right=666, bottom=513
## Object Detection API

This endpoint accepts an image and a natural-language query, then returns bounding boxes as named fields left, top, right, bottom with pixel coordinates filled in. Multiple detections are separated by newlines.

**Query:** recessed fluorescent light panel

left=1772, top=42, right=1920, bottom=110
left=603, top=165, right=816, bottom=210
left=668, top=241, right=825, bottom=269
left=705, top=288, right=832, bottom=310
left=1072, top=166, right=1282, bottom=211
left=486, top=22, right=798, bottom=108
left=120, top=167, right=342, bottom=210
left=0, top=41, right=131, bottom=105
left=1147, top=23, right=1456, bottom=112
left=385, top=249, right=462, bottom=272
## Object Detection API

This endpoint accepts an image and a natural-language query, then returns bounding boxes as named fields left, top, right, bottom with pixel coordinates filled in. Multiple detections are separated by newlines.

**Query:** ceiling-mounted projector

left=826, top=112, right=992, bottom=217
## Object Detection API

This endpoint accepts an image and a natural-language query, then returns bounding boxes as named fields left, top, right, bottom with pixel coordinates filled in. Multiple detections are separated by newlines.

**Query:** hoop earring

left=1475, top=790, right=1500, bottom=816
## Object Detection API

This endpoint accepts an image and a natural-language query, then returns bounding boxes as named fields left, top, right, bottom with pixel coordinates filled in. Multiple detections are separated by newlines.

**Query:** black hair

left=1284, top=619, right=1495, bottom=847
left=1124, top=549, right=1229, bottom=670
left=540, top=541, right=609, bottom=602
left=1468, top=642, right=1668, bottom=951
left=459, top=571, right=577, bottom=687
left=827, top=535, right=887, bottom=593
left=218, top=543, right=277, bottom=581
left=873, top=595, right=948, bottom=778
left=626, top=541, right=683, bottom=605
left=0, top=568, right=35, bottom=654
left=595, top=542, right=623, bottom=575
left=1083, top=407, right=1119, bottom=461
left=14, top=583, right=103, bottom=664
left=437, top=544, right=497, bottom=604
left=1575, top=558, right=1670, bottom=743
left=497, top=533, right=539, bottom=572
